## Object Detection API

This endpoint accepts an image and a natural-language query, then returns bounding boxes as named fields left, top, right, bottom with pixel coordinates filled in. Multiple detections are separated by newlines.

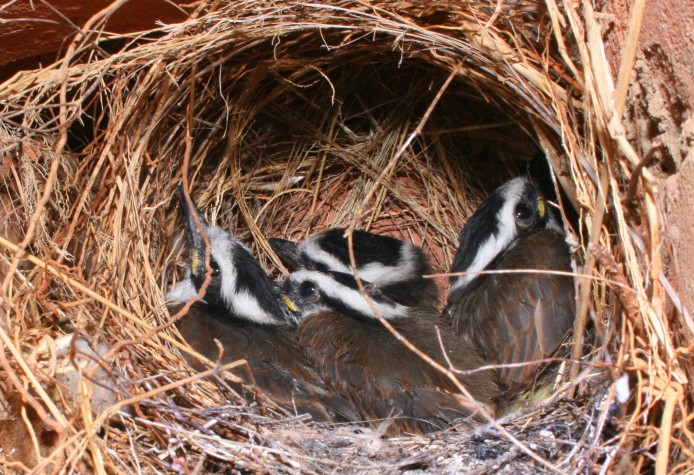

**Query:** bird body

left=167, top=188, right=357, bottom=422
left=170, top=301, right=355, bottom=422
left=270, top=228, right=440, bottom=314
left=444, top=177, right=575, bottom=399
left=278, top=269, right=498, bottom=435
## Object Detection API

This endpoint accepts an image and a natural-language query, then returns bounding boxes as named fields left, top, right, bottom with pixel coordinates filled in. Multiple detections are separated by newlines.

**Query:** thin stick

left=0, top=319, right=69, bottom=429
left=613, top=0, right=647, bottom=121
left=655, top=386, right=680, bottom=475
left=0, top=236, right=216, bottom=368
left=0, top=0, right=131, bottom=298
left=92, top=359, right=248, bottom=429
left=620, top=138, right=663, bottom=205
left=590, top=244, right=641, bottom=328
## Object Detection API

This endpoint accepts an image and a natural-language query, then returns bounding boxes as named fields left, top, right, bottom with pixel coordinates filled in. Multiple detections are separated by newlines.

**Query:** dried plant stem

left=570, top=162, right=610, bottom=391
left=93, top=359, right=248, bottom=429
left=0, top=235, right=214, bottom=367
left=655, top=385, right=681, bottom=474
left=544, top=0, right=583, bottom=85
left=620, top=138, right=663, bottom=205
left=613, top=0, right=647, bottom=121
left=590, top=244, right=640, bottom=323
left=0, top=323, right=69, bottom=429
left=0, top=0, right=687, bottom=471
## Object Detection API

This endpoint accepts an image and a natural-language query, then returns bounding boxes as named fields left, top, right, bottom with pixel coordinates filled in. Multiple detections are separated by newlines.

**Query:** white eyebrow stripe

left=289, top=270, right=409, bottom=319
left=210, top=227, right=280, bottom=324
left=301, top=235, right=420, bottom=286
left=449, top=179, right=526, bottom=292
left=356, top=242, right=416, bottom=284
left=300, top=238, right=352, bottom=274
left=232, top=290, right=281, bottom=325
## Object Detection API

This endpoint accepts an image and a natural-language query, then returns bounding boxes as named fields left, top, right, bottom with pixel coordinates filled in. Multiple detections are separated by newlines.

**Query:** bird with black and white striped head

left=270, top=227, right=440, bottom=315
left=278, top=267, right=499, bottom=435
left=444, top=177, right=575, bottom=403
left=167, top=187, right=357, bottom=423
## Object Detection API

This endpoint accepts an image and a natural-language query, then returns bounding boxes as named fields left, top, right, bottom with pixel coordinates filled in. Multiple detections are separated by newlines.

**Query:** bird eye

left=210, top=260, right=221, bottom=276
left=514, top=203, right=533, bottom=225
left=299, top=281, right=317, bottom=298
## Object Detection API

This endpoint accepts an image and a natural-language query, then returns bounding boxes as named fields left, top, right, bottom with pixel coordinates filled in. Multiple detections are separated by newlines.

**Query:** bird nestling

left=277, top=268, right=499, bottom=436
left=167, top=187, right=357, bottom=423
left=443, top=177, right=575, bottom=403
left=269, top=228, right=440, bottom=315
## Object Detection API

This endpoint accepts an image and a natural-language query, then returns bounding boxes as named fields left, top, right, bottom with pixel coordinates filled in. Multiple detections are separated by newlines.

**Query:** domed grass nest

left=0, top=1, right=690, bottom=473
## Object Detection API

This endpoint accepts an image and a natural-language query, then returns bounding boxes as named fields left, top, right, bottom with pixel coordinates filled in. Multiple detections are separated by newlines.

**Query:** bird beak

left=536, top=197, right=546, bottom=219
left=281, top=295, right=298, bottom=313
left=279, top=295, right=302, bottom=325
left=177, top=185, right=210, bottom=278
left=268, top=238, right=302, bottom=270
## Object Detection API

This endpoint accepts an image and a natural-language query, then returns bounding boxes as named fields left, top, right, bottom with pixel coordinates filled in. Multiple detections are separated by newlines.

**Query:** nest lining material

left=0, top=0, right=691, bottom=473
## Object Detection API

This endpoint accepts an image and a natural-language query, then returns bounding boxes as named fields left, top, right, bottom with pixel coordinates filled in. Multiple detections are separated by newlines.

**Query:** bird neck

left=449, top=227, right=517, bottom=293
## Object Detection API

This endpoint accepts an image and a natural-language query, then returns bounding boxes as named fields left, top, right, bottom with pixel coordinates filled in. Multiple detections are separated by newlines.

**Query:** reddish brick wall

left=0, top=0, right=190, bottom=81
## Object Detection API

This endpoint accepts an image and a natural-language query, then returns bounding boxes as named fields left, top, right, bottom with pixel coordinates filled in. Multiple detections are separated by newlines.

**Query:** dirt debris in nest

left=237, top=394, right=616, bottom=474
left=58, top=388, right=611, bottom=474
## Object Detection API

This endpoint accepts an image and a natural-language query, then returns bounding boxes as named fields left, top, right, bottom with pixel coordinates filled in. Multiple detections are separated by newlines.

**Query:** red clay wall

left=600, top=0, right=694, bottom=321
left=0, top=0, right=190, bottom=81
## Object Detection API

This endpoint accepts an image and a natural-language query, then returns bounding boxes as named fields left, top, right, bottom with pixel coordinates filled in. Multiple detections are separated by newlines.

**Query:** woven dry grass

left=0, top=0, right=691, bottom=473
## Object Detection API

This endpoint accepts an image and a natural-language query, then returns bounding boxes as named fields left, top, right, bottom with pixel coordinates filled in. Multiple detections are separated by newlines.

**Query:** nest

left=0, top=1, right=691, bottom=473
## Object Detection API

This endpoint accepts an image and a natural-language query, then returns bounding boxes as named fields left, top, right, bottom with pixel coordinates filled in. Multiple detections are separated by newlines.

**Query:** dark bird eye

left=299, top=281, right=317, bottom=298
left=210, top=260, right=221, bottom=276
left=514, top=203, right=533, bottom=223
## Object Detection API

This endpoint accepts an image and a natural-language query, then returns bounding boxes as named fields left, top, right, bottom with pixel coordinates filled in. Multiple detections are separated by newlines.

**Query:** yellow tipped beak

left=191, top=250, right=210, bottom=278
left=537, top=199, right=546, bottom=219
left=191, top=251, right=200, bottom=276
left=282, top=296, right=298, bottom=313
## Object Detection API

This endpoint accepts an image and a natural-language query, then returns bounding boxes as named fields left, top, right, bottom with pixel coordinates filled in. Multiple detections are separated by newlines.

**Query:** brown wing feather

left=174, top=303, right=358, bottom=422
left=297, top=311, right=498, bottom=435
left=446, top=229, right=574, bottom=392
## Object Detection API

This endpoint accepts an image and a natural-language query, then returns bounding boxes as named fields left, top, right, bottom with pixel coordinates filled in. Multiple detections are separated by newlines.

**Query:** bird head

left=167, top=187, right=291, bottom=326
left=270, top=228, right=428, bottom=286
left=449, top=177, right=562, bottom=292
left=277, top=269, right=410, bottom=322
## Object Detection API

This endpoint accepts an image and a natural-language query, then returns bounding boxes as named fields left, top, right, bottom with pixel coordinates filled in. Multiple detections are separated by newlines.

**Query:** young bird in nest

left=443, top=177, right=575, bottom=404
left=167, top=188, right=357, bottom=423
left=277, top=268, right=498, bottom=436
left=270, top=228, right=440, bottom=315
